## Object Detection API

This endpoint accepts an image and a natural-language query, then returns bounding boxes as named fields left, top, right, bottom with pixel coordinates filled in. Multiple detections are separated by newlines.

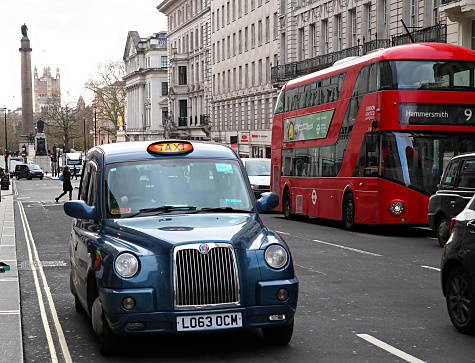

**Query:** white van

left=241, top=158, right=271, bottom=198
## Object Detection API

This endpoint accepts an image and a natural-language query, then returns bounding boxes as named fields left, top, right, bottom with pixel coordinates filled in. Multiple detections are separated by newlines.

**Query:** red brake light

left=449, top=218, right=457, bottom=234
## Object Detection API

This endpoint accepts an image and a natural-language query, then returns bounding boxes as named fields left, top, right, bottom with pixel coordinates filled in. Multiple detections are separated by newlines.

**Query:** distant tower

left=19, top=24, right=34, bottom=136
left=34, top=65, right=61, bottom=111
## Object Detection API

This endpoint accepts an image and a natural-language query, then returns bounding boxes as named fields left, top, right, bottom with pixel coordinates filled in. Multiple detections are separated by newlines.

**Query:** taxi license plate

left=177, top=312, right=242, bottom=331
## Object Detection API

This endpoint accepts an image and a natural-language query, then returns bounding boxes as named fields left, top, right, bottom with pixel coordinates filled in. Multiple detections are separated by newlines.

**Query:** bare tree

left=84, top=60, right=126, bottom=140
left=41, top=93, right=81, bottom=152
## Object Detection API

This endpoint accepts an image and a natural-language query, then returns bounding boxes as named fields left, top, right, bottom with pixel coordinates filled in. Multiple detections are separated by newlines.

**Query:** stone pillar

left=19, top=36, right=34, bottom=137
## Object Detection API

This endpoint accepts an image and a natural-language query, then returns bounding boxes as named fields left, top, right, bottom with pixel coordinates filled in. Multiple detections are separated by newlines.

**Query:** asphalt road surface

left=13, top=178, right=475, bottom=362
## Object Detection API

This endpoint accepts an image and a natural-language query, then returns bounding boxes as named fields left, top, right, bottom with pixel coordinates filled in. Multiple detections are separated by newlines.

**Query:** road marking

left=357, top=334, right=425, bottom=363
left=276, top=230, right=290, bottom=235
left=426, top=237, right=437, bottom=240
left=313, top=239, right=382, bottom=257
left=0, top=310, right=20, bottom=315
left=0, top=278, right=18, bottom=282
left=19, top=202, right=72, bottom=362
left=421, top=265, right=440, bottom=272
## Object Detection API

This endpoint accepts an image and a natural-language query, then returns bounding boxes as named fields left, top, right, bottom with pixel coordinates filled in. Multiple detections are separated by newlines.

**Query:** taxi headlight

left=264, top=245, right=288, bottom=269
left=389, top=200, right=405, bottom=215
left=115, top=253, right=139, bottom=278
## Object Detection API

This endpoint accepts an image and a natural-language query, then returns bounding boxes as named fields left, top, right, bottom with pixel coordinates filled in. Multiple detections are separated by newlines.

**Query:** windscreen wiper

left=197, top=207, right=253, bottom=213
left=125, top=205, right=197, bottom=218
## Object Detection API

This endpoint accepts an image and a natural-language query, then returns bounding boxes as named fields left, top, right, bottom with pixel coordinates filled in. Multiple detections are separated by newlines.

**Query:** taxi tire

left=437, top=216, right=450, bottom=248
left=92, top=296, right=118, bottom=356
left=262, top=320, right=294, bottom=345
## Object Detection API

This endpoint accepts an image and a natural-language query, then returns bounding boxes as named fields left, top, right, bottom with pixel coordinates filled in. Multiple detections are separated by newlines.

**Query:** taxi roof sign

left=147, top=141, right=193, bottom=155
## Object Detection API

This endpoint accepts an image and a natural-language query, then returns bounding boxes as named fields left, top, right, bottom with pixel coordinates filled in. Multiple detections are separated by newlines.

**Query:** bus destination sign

left=284, top=109, right=335, bottom=142
left=400, top=103, right=475, bottom=126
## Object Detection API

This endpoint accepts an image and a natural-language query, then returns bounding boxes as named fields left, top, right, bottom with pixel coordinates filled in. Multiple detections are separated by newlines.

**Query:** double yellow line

left=18, top=201, right=72, bottom=363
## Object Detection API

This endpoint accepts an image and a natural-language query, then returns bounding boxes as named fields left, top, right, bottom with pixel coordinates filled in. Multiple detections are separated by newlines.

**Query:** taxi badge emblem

left=198, top=244, right=210, bottom=254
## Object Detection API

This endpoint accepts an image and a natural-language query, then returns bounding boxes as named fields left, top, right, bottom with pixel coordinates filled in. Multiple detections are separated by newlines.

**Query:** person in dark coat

left=55, top=166, right=73, bottom=203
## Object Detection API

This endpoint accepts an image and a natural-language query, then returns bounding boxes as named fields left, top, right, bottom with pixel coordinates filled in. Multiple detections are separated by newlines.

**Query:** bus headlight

left=264, top=245, right=288, bottom=269
left=389, top=200, right=405, bottom=215
left=115, top=253, right=139, bottom=278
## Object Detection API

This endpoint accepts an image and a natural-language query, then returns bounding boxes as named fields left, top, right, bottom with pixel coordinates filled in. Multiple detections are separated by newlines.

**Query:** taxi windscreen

left=104, top=159, right=253, bottom=218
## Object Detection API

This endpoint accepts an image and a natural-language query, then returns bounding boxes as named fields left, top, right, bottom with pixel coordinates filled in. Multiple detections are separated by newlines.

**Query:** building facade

left=34, top=66, right=60, bottom=112
left=441, top=0, right=475, bottom=48
left=209, top=0, right=279, bottom=158
left=157, top=0, right=212, bottom=140
left=123, top=31, right=169, bottom=141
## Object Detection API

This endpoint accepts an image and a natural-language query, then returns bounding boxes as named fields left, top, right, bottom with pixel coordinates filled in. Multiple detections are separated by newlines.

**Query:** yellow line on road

left=19, top=201, right=72, bottom=362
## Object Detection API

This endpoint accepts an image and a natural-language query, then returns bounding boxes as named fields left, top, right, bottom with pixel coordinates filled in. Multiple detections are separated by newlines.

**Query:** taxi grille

left=174, top=243, right=241, bottom=310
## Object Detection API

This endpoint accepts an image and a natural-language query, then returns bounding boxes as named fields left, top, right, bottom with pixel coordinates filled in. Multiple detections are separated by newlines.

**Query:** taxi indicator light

left=147, top=141, right=193, bottom=155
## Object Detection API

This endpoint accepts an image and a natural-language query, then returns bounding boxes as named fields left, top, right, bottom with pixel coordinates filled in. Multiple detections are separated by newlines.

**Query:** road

left=13, top=178, right=475, bottom=362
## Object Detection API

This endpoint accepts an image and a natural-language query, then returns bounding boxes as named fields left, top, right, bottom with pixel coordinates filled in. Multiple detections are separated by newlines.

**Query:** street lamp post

left=3, top=107, right=7, bottom=173
left=83, top=116, right=86, bottom=151
left=94, top=106, right=97, bottom=147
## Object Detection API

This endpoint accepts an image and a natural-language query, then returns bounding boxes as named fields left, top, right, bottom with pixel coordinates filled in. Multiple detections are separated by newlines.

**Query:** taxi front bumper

left=99, top=277, right=298, bottom=335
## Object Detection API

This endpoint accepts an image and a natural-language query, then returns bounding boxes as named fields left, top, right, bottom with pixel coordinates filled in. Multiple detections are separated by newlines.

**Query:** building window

left=251, top=0, right=255, bottom=10
left=280, top=0, right=285, bottom=15
left=245, top=63, right=249, bottom=88
left=239, top=30, right=242, bottom=53
left=251, top=61, right=255, bottom=86
left=251, top=23, right=255, bottom=48
left=162, top=107, right=168, bottom=125
left=309, top=24, right=316, bottom=58
left=266, top=16, right=270, bottom=43
left=298, top=27, right=305, bottom=61
left=227, top=35, right=231, bottom=58
left=233, top=33, right=236, bottom=56
left=245, top=27, right=249, bottom=51
left=244, top=0, right=248, bottom=14
left=179, top=66, right=187, bottom=85
left=258, top=59, right=262, bottom=85
left=258, top=20, right=262, bottom=46
left=350, top=9, right=357, bottom=47
left=274, top=13, right=278, bottom=39
left=161, top=82, right=168, bottom=96
left=322, top=20, right=328, bottom=54
left=161, top=56, right=168, bottom=68
left=410, top=0, right=416, bottom=28
left=335, top=15, right=342, bottom=51
left=433, top=0, right=438, bottom=25
left=227, top=1, right=230, bottom=24
left=239, top=66, right=243, bottom=89
left=238, top=0, right=242, bottom=17
left=217, top=8, right=220, bottom=29
left=365, top=3, right=372, bottom=41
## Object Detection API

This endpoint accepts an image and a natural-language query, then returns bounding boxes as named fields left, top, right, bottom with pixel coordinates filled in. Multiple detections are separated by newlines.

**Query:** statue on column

left=21, top=23, right=28, bottom=37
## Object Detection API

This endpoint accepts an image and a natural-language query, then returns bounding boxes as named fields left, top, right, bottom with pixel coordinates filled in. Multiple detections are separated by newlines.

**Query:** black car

left=441, top=194, right=475, bottom=334
left=428, top=152, right=475, bottom=247
left=15, top=164, right=44, bottom=180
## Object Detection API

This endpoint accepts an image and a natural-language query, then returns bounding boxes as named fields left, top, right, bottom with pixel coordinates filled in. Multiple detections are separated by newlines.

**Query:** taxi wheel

left=262, top=320, right=294, bottom=345
left=437, top=216, right=450, bottom=248
left=16, top=175, right=20, bottom=180
left=74, top=296, right=84, bottom=313
left=446, top=267, right=475, bottom=334
left=92, top=296, right=118, bottom=356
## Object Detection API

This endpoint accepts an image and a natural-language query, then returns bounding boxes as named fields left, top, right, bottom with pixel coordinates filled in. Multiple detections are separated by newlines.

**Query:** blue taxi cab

left=64, top=140, right=298, bottom=355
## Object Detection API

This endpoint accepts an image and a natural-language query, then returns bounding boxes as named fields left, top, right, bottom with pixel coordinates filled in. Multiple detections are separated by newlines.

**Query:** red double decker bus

left=271, top=43, right=475, bottom=230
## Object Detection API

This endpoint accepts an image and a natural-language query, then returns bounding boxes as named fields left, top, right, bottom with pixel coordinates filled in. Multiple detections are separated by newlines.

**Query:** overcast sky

left=1, top=0, right=167, bottom=111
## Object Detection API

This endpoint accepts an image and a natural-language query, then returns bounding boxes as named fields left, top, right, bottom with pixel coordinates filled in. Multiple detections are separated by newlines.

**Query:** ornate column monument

left=19, top=23, right=34, bottom=150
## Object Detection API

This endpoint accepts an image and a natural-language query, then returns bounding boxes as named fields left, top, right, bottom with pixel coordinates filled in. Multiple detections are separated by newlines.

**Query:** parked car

left=441, top=193, right=475, bottom=334
left=428, top=152, right=475, bottom=247
left=15, top=164, right=44, bottom=180
left=241, top=158, right=271, bottom=198
left=63, top=141, right=298, bottom=356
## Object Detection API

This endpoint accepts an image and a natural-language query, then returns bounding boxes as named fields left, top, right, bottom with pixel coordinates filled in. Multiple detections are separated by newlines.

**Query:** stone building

left=34, top=66, right=60, bottom=112
left=157, top=0, right=211, bottom=140
left=209, top=0, right=279, bottom=158
left=123, top=31, right=169, bottom=141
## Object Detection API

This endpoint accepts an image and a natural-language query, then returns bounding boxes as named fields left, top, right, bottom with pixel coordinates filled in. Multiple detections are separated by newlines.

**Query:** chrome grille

left=173, top=243, right=241, bottom=310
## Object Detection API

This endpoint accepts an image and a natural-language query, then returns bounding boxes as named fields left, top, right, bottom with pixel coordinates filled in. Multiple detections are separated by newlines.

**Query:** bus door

left=353, top=133, right=379, bottom=224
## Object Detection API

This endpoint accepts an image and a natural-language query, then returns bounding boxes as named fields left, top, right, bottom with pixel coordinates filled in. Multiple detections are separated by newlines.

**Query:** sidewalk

left=0, top=182, right=22, bottom=362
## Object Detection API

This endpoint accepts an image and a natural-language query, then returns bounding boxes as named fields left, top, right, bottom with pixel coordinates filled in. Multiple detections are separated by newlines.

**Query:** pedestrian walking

left=72, top=165, right=77, bottom=180
left=55, top=166, right=73, bottom=203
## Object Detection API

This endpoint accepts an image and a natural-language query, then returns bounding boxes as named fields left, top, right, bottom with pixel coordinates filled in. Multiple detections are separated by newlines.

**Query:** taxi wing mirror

left=64, top=200, right=97, bottom=219
left=256, top=192, right=279, bottom=213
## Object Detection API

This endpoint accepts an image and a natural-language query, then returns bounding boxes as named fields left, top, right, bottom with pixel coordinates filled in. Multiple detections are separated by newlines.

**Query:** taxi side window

left=80, top=162, right=92, bottom=202
left=457, top=159, right=475, bottom=189
left=441, top=160, right=459, bottom=189
left=86, top=163, right=98, bottom=206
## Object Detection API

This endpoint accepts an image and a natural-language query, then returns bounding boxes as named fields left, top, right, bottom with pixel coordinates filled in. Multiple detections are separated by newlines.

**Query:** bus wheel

left=283, top=189, right=292, bottom=220
left=342, top=193, right=356, bottom=231
left=437, top=216, right=450, bottom=248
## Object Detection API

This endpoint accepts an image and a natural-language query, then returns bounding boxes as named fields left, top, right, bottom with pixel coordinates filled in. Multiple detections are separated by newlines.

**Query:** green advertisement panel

left=283, top=109, right=335, bottom=142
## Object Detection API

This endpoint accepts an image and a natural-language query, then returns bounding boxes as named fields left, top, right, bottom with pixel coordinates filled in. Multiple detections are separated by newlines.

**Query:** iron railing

left=271, top=24, right=447, bottom=84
